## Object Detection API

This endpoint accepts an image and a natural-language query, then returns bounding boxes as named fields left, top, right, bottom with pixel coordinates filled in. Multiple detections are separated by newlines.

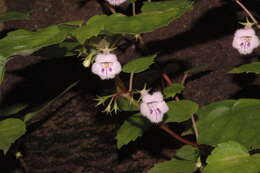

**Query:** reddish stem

left=162, top=73, right=173, bottom=85
left=162, top=73, right=180, bottom=101
left=161, top=72, right=199, bottom=147
left=125, top=34, right=198, bottom=147
left=160, top=124, right=199, bottom=147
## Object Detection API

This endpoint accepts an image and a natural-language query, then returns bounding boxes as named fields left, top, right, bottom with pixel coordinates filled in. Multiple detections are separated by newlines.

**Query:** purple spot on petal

left=109, top=68, right=112, bottom=72
left=156, top=108, right=161, bottom=114
left=150, top=109, right=153, bottom=114
left=101, top=68, right=105, bottom=73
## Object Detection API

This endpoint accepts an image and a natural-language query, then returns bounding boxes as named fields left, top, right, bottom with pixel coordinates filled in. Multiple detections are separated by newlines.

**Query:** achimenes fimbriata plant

left=0, top=0, right=260, bottom=173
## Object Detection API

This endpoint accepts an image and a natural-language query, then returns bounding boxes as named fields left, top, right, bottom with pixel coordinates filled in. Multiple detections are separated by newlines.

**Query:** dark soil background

left=1, top=0, right=260, bottom=173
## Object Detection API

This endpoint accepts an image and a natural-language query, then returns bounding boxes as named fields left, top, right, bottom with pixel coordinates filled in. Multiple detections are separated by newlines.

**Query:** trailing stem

left=115, top=76, right=199, bottom=147
left=132, top=2, right=136, bottom=16
left=191, top=114, right=199, bottom=141
left=18, top=157, right=29, bottom=173
left=107, top=4, right=116, bottom=14
left=129, top=72, right=134, bottom=92
left=234, top=0, right=259, bottom=28
left=160, top=124, right=199, bottom=147
left=129, top=31, right=199, bottom=146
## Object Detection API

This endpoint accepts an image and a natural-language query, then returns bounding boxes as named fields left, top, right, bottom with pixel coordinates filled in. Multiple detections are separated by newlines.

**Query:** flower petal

left=232, top=27, right=260, bottom=55
left=140, top=91, right=168, bottom=123
left=106, top=0, right=127, bottom=6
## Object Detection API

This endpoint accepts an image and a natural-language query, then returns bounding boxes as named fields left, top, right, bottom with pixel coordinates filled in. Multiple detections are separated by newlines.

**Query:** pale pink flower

left=106, top=0, right=127, bottom=6
left=140, top=91, right=169, bottom=123
left=91, top=53, right=122, bottom=80
left=232, top=27, right=260, bottom=54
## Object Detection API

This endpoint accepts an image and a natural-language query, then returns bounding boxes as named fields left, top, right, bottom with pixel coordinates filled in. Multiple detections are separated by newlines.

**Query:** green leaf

left=23, top=111, right=40, bottom=123
left=62, top=21, right=84, bottom=26
left=0, top=25, right=67, bottom=84
left=58, top=41, right=80, bottom=56
left=128, top=0, right=137, bottom=3
left=184, top=65, right=208, bottom=74
left=0, top=118, right=26, bottom=154
left=205, top=141, right=260, bottom=173
left=117, top=98, right=139, bottom=111
left=163, top=83, right=184, bottom=98
left=165, top=100, right=199, bottom=123
left=116, top=114, right=151, bottom=149
left=0, top=104, right=27, bottom=116
left=148, top=159, right=196, bottom=173
left=142, top=0, right=192, bottom=12
left=149, top=144, right=198, bottom=173
left=73, top=0, right=192, bottom=44
left=181, top=128, right=194, bottom=136
left=58, top=24, right=78, bottom=36
left=122, top=55, right=156, bottom=73
left=72, top=15, right=108, bottom=44
left=0, top=61, right=5, bottom=82
left=0, top=11, right=29, bottom=22
left=106, top=0, right=192, bottom=35
left=197, top=99, right=260, bottom=149
left=175, top=145, right=199, bottom=161
left=229, top=62, right=260, bottom=74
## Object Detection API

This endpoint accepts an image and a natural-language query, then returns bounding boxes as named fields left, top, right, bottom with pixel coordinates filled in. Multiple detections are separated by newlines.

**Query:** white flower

left=91, top=53, right=122, bottom=80
left=140, top=91, right=169, bottom=123
left=106, top=0, right=127, bottom=6
left=232, top=27, right=260, bottom=54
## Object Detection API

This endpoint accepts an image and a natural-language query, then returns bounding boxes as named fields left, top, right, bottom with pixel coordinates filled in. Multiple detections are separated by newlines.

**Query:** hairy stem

left=107, top=4, right=116, bottom=14
left=115, top=76, right=198, bottom=147
left=160, top=124, right=199, bottom=147
left=132, top=2, right=136, bottom=16
left=129, top=72, right=134, bottom=92
left=191, top=114, right=199, bottom=141
left=234, top=0, right=258, bottom=24
left=19, top=158, right=29, bottom=173
left=181, top=73, right=188, bottom=85
left=123, top=32, right=199, bottom=147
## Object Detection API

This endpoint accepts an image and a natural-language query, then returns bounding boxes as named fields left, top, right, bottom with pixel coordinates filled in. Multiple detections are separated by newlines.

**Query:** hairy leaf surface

left=205, top=141, right=260, bottom=173
left=116, top=114, right=151, bottom=149
left=0, top=11, right=29, bottom=22
left=229, top=62, right=260, bottom=74
left=0, top=25, right=67, bottom=84
left=122, top=55, right=156, bottom=73
left=0, top=118, right=26, bottom=154
left=197, top=99, right=260, bottom=148
left=165, top=100, right=198, bottom=123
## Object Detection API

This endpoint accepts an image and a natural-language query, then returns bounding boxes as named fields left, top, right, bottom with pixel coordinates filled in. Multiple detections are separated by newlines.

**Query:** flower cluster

left=232, top=27, right=260, bottom=55
left=140, top=91, right=169, bottom=123
left=91, top=53, right=122, bottom=80
left=105, top=0, right=127, bottom=6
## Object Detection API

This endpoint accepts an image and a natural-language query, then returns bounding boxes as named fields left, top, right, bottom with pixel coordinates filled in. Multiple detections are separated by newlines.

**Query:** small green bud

left=113, top=100, right=119, bottom=114
left=83, top=58, right=91, bottom=68
left=195, top=158, right=202, bottom=168
left=15, top=152, right=23, bottom=159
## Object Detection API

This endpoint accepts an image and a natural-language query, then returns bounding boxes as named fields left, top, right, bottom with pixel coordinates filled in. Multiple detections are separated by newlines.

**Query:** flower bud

left=82, top=57, right=91, bottom=68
